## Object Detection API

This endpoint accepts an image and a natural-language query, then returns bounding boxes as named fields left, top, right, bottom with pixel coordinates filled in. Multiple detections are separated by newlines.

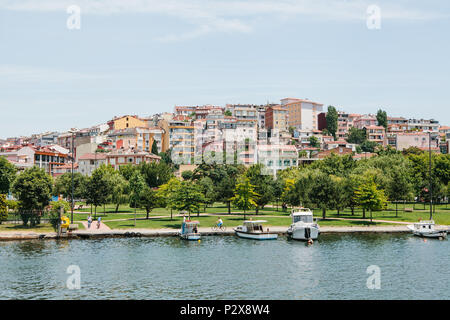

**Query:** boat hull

left=234, top=230, right=278, bottom=240
left=287, top=225, right=320, bottom=241
left=180, top=233, right=201, bottom=241
left=412, top=231, right=447, bottom=239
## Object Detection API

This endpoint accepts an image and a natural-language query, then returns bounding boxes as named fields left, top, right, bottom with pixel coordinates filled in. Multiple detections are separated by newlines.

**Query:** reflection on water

left=0, top=234, right=449, bottom=300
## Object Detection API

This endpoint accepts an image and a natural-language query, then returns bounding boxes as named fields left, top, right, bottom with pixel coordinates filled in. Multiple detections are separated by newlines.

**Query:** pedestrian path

left=80, top=220, right=111, bottom=232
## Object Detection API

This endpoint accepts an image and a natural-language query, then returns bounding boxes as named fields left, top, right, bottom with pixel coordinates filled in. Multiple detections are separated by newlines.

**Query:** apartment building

left=78, top=153, right=107, bottom=176
left=394, top=132, right=439, bottom=151
left=353, top=114, right=377, bottom=130
left=407, top=119, right=439, bottom=132
left=257, top=144, right=298, bottom=176
left=365, top=125, right=386, bottom=145
left=107, top=115, right=147, bottom=131
left=281, top=97, right=323, bottom=131
left=169, top=116, right=195, bottom=164
left=106, top=149, right=161, bottom=169
left=265, top=105, right=288, bottom=132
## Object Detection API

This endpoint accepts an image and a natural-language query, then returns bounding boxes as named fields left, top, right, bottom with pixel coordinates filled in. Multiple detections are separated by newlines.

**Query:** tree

left=197, top=177, right=217, bottom=210
left=0, top=157, right=17, bottom=194
left=224, top=110, right=232, bottom=117
left=85, top=165, right=111, bottom=217
left=106, top=171, right=129, bottom=213
left=138, top=186, right=158, bottom=219
left=139, top=162, right=173, bottom=188
left=280, top=178, right=296, bottom=210
left=231, top=176, right=259, bottom=220
left=53, top=172, right=87, bottom=205
left=309, top=136, right=320, bottom=148
left=376, top=109, right=388, bottom=130
left=346, top=127, right=367, bottom=144
left=308, top=172, right=336, bottom=219
left=181, top=170, right=194, bottom=180
left=386, top=167, right=414, bottom=216
left=157, top=177, right=181, bottom=220
left=246, top=164, right=274, bottom=213
left=11, top=166, right=53, bottom=226
left=170, top=180, right=205, bottom=219
left=354, top=180, right=388, bottom=223
left=360, top=140, right=378, bottom=153
left=325, top=105, right=338, bottom=139
left=151, top=140, right=159, bottom=155
left=129, top=171, right=146, bottom=226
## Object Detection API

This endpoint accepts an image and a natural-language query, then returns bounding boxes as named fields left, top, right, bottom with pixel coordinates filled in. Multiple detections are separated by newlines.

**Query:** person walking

left=97, top=216, right=101, bottom=229
left=87, top=215, right=92, bottom=229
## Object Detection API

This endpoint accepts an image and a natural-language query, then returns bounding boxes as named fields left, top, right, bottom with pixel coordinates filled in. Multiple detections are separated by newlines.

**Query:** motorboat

left=287, top=208, right=320, bottom=241
left=407, top=220, right=447, bottom=239
left=234, top=220, right=278, bottom=240
left=180, top=220, right=201, bottom=241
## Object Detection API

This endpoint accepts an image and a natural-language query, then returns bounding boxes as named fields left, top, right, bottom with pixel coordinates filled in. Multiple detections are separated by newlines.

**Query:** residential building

left=257, top=144, right=298, bottom=175
left=407, top=118, right=439, bottom=132
left=169, top=116, right=195, bottom=164
left=353, top=114, right=377, bottom=130
left=365, top=125, right=386, bottom=145
left=265, top=105, right=288, bottom=132
left=394, top=132, right=439, bottom=151
left=281, top=97, right=323, bottom=131
left=107, top=115, right=148, bottom=131
left=106, top=149, right=161, bottom=169
left=78, top=153, right=107, bottom=176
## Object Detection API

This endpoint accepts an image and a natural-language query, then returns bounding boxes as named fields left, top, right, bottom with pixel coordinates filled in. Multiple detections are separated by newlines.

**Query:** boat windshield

left=293, top=215, right=313, bottom=223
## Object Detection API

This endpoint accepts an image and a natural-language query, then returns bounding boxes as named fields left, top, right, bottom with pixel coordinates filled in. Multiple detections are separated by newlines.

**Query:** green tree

left=231, top=176, right=259, bottom=220
left=129, top=171, right=146, bottom=226
left=138, top=186, right=158, bottom=219
left=309, top=136, right=320, bottom=148
left=85, top=165, right=111, bottom=217
left=0, top=157, right=17, bottom=194
left=360, top=140, right=378, bottom=153
left=346, top=127, right=367, bottom=144
left=139, top=162, right=173, bottom=188
left=181, top=170, right=194, bottom=180
left=386, top=167, right=414, bottom=216
left=106, top=171, right=129, bottom=213
left=325, top=105, right=338, bottom=139
left=157, top=177, right=181, bottom=220
left=376, top=109, right=388, bottom=130
left=53, top=172, right=87, bottom=206
left=151, top=140, right=159, bottom=155
left=354, top=180, right=388, bottom=223
left=197, top=177, right=217, bottom=210
left=224, top=110, right=232, bottom=116
left=308, top=172, right=336, bottom=219
left=170, top=180, right=205, bottom=219
left=246, top=164, right=274, bottom=213
left=11, top=166, right=53, bottom=226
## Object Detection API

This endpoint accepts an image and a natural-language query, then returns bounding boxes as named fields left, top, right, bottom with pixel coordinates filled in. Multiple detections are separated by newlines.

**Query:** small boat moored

left=180, top=220, right=201, bottom=241
left=234, top=220, right=278, bottom=240
left=407, top=220, right=447, bottom=239
left=287, top=208, right=320, bottom=241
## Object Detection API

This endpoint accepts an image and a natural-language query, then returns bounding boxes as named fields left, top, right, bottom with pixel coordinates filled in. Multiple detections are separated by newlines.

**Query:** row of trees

left=1, top=148, right=449, bottom=225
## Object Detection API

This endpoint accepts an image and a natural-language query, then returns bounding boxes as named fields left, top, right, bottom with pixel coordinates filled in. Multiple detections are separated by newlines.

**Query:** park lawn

left=318, top=207, right=450, bottom=225
left=104, top=215, right=395, bottom=230
left=0, top=223, right=55, bottom=233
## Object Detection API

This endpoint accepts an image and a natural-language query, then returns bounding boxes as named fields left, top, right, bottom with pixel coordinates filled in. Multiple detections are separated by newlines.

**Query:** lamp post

left=428, top=131, right=433, bottom=220
left=69, top=128, right=78, bottom=224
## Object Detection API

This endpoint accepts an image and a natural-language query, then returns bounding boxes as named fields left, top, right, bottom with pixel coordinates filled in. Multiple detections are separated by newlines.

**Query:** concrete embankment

left=4, top=225, right=447, bottom=241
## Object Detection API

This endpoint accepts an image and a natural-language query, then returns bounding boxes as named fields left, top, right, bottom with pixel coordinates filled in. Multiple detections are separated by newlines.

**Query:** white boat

left=407, top=220, right=447, bottom=239
left=234, top=220, right=278, bottom=240
left=287, top=208, right=320, bottom=241
left=180, top=220, right=201, bottom=241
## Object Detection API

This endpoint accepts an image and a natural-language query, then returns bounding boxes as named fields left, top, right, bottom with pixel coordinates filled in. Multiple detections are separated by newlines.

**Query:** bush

left=19, top=212, right=41, bottom=227
left=0, top=194, right=8, bottom=224
left=49, top=200, right=70, bottom=214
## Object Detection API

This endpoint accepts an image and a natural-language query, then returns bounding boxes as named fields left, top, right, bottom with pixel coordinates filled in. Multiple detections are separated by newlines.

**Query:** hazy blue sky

left=0, top=0, right=449, bottom=138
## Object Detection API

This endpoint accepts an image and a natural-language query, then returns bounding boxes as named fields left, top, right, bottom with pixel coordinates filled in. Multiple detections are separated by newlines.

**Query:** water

left=0, top=234, right=449, bottom=300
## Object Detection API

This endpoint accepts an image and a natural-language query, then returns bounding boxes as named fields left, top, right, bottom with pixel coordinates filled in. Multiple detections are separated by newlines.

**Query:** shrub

left=0, top=194, right=8, bottom=224
left=6, top=199, right=18, bottom=211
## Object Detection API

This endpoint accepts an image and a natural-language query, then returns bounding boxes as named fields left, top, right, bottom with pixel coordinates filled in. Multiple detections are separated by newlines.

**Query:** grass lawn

left=104, top=214, right=395, bottom=230
left=0, top=223, right=55, bottom=233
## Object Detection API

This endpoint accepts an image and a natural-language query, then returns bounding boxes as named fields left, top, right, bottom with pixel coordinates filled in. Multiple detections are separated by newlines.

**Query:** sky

left=0, top=0, right=449, bottom=138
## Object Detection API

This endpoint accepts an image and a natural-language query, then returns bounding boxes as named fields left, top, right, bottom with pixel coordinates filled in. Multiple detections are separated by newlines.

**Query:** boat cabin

left=181, top=221, right=200, bottom=235
left=412, top=220, right=435, bottom=231
left=291, top=209, right=314, bottom=224
left=243, top=220, right=267, bottom=232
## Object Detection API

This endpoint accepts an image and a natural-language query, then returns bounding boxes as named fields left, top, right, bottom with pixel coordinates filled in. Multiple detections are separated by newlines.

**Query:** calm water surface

left=0, top=234, right=449, bottom=300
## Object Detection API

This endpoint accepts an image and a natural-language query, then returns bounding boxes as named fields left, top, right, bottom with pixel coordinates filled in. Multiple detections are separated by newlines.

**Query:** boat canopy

left=243, top=220, right=267, bottom=224
left=184, top=221, right=200, bottom=225
left=291, top=208, right=313, bottom=216
left=414, top=220, right=435, bottom=225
